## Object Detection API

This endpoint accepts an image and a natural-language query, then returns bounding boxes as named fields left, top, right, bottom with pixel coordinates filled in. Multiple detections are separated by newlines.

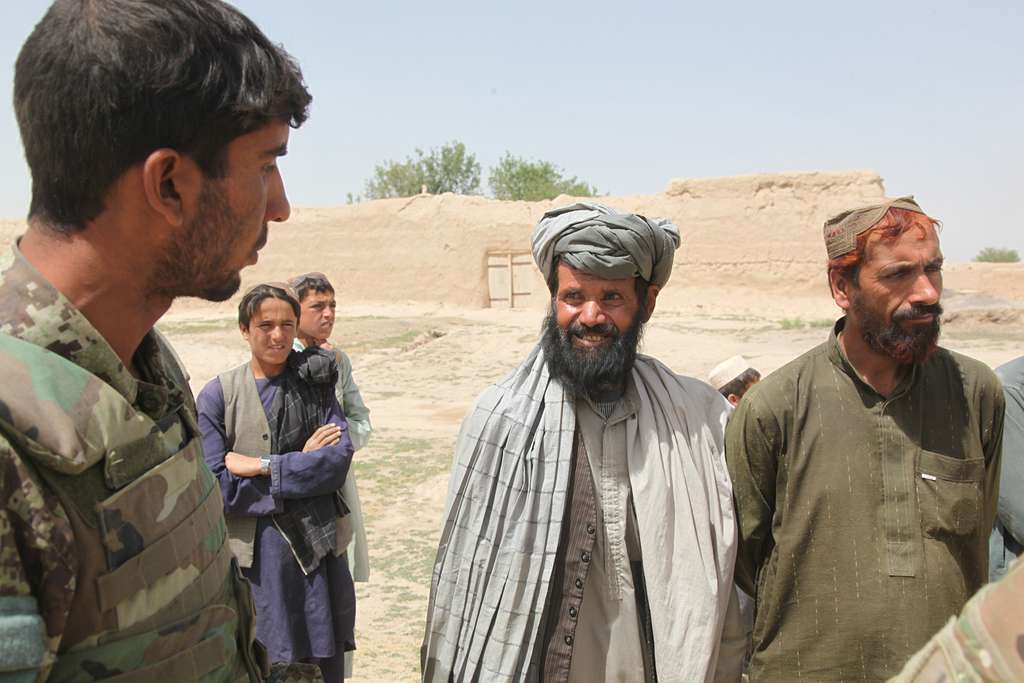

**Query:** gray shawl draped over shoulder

left=421, top=345, right=741, bottom=682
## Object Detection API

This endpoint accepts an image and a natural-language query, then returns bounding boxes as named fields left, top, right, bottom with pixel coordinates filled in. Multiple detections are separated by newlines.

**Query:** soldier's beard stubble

left=147, top=181, right=265, bottom=304
left=541, top=306, right=646, bottom=400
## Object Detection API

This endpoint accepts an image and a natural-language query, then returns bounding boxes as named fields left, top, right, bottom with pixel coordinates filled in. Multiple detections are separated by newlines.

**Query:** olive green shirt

left=886, top=556, right=1024, bottom=683
left=726, top=319, right=1003, bottom=682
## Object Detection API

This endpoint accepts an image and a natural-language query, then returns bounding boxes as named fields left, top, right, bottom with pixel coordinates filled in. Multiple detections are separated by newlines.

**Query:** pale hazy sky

left=1, top=0, right=1021, bottom=260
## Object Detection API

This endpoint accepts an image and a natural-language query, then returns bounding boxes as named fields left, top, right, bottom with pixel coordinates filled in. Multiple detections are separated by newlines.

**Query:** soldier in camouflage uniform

left=0, top=1, right=314, bottom=681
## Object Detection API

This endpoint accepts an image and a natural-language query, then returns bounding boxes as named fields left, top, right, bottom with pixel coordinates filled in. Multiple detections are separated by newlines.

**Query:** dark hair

left=718, top=368, right=761, bottom=399
left=15, top=0, right=312, bottom=232
left=238, top=284, right=300, bottom=327
left=289, top=272, right=335, bottom=302
left=545, top=256, right=652, bottom=313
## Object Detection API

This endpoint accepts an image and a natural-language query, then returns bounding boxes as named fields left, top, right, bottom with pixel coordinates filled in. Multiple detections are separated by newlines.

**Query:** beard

left=541, top=306, right=646, bottom=400
left=851, top=292, right=942, bottom=365
left=147, top=182, right=266, bottom=303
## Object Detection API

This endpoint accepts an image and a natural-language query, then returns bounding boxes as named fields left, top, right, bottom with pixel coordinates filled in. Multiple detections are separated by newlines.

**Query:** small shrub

left=779, top=318, right=805, bottom=330
left=975, top=247, right=1020, bottom=263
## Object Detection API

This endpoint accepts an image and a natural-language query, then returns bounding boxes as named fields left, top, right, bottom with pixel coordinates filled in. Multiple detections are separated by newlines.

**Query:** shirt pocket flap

left=916, top=449, right=985, bottom=483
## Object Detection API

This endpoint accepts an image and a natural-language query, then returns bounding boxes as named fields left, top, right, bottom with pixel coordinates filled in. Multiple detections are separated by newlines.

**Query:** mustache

left=567, top=321, right=618, bottom=338
left=892, top=303, right=943, bottom=323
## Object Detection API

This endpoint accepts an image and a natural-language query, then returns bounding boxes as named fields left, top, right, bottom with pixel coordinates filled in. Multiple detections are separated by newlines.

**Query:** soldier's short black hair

left=15, top=0, right=312, bottom=232
left=238, top=284, right=300, bottom=328
left=718, top=368, right=761, bottom=400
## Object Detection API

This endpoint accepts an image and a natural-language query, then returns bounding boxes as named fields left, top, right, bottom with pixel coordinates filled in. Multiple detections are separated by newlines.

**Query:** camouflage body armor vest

left=0, top=332, right=268, bottom=682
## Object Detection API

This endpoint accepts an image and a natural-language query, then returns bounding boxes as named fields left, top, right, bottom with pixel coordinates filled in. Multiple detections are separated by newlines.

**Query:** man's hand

left=225, top=451, right=264, bottom=478
left=303, top=424, right=342, bottom=452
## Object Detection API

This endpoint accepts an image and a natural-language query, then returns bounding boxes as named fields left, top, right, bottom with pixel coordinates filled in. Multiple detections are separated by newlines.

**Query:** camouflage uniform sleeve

left=0, top=434, right=78, bottom=681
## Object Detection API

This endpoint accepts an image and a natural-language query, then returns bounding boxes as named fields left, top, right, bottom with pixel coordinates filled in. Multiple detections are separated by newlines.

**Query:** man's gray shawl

left=531, top=202, right=681, bottom=287
left=421, top=347, right=741, bottom=682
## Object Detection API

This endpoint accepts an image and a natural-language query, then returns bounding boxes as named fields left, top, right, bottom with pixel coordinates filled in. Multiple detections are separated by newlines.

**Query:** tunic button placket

left=542, top=435, right=603, bottom=679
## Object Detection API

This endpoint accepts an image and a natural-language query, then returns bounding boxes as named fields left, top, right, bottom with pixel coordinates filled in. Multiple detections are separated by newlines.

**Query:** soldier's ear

left=141, top=149, right=203, bottom=227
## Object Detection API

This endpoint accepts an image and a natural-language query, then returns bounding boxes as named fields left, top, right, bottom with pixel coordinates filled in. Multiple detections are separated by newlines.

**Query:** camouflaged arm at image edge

left=0, top=595, right=46, bottom=680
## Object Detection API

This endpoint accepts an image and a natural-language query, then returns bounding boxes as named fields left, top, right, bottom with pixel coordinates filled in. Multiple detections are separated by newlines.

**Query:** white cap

left=708, top=355, right=751, bottom=390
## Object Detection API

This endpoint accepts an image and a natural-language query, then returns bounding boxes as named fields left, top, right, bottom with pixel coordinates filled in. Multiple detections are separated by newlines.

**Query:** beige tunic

left=569, top=393, right=648, bottom=681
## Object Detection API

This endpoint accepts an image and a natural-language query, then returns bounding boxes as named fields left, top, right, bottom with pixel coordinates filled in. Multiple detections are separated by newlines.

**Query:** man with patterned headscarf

left=422, top=203, right=745, bottom=683
left=726, top=197, right=1004, bottom=681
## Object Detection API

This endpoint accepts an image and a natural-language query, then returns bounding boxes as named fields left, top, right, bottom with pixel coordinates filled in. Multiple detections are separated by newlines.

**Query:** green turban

left=531, top=202, right=681, bottom=288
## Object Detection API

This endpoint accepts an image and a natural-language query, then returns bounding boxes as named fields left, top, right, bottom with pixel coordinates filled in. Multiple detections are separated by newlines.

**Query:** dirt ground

left=160, top=291, right=1024, bottom=683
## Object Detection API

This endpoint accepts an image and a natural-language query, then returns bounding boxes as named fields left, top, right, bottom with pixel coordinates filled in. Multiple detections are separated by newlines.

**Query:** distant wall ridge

left=0, top=169, right=893, bottom=308
left=664, top=169, right=883, bottom=198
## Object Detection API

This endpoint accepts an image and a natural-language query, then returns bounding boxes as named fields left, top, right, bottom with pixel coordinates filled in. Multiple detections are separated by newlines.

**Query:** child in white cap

left=708, top=355, right=761, bottom=406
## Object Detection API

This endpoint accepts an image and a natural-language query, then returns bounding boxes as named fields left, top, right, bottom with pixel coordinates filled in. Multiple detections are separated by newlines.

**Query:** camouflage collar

left=0, top=244, right=180, bottom=418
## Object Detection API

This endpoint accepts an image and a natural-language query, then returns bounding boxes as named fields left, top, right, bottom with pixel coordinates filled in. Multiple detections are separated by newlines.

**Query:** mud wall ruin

left=240, top=170, right=888, bottom=309
left=11, top=170, right=983, bottom=310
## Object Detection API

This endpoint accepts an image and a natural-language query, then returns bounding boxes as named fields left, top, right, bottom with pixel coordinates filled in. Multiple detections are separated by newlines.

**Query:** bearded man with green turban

left=421, top=203, right=745, bottom=683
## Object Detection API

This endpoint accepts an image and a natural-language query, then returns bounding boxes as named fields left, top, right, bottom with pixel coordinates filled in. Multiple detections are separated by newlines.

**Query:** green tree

left=364, top=141, right=481, bottom=199
left=975, top=247, right=1020, bottom=263
left=488, top=153, right=597, bottom=201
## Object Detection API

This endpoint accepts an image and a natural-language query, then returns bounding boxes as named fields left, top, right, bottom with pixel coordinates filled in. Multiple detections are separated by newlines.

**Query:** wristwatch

left=260, top=457, right=271, bottom=477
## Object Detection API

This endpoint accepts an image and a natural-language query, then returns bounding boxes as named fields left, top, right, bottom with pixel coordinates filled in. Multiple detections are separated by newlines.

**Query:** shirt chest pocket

left=915, top=449, right=985, bottom=539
